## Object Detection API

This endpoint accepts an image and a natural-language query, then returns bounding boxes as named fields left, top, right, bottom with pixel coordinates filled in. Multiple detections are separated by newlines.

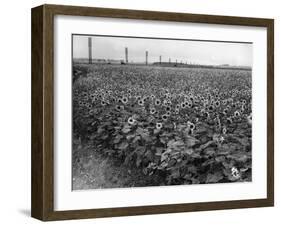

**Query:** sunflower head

left=150, top=108, right=156, bottom=114
left=138, top=99, right=144, bottom=106
left=101, top=100, right=106, bottom=106
left=247, top=114, right=252, bottom=125
left=223, top=108, right=228, bottom=115
left=156, top=122, right=163, bottom=130
left=162, top=114, right=168, bottom=121
left=115, top=105, right=124, bottom=111
left=117, top=98, right=123, bottom=104
left=188, top=122, right=195, bottom=130
left=227, top=117, right=233, bottom=124
left=155, top=99, right=161, bottom=106
left=122, top=96, right=128, bottom=104
left=234, top=110, right=240, bottom=117
left=215, top=101, right=220, bottom=107
left=204, top=111, right=209, bottom=118
left=128, top=117, right=136, bottom=125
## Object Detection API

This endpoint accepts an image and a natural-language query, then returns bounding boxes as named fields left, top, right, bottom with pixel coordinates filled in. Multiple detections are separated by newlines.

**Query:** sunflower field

left=73, top=64, right=252, bottom=187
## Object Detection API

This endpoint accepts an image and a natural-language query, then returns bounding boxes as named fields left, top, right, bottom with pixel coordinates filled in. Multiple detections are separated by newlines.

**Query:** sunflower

left=150, top=108, right=156, bottom=114
left=128, top=117, right=136, bottom=125
left=188, top=122, right=195, bottom=130
left=226, top=117, right=233, bottom=124
left=89, top=109, right=94, bottom=115
left=117, top=98, right=123, bottom=104
left=223, top=108, right=228, bottom=115
left=101, top=100, right=106, bottom=106
left=122, top=96, right=128, bottom=104
left=162, top=114, right=168, bottom=121
left=115, top=105, right=124, bottom=111
left=166, top=106, right=171, bottom=112
left=234, top=110, right=240, bottom=117
left=247, top=114, right=252, bottom=125
left=204, top=112, right=209, bottom=118
left=156, top=122, right=163, bottom=130
left=155, top=99, right=161, bottom=106
left=180, top=102, right=186, bottom=109
left=138, top=99, right=144, bottom=106
left=215, top=101, right=220, bottom=107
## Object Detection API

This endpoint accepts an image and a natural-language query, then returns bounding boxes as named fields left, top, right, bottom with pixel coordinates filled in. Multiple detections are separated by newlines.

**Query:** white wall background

left=0, top=0, right=279, bottom=225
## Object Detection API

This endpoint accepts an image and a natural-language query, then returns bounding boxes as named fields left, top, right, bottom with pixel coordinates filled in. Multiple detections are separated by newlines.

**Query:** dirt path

left=72, top=142, right=162, bottom=190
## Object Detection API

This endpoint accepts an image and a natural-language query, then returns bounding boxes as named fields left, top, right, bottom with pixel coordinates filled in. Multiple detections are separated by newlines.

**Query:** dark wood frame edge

left=31, top=4, right=274, bottom=221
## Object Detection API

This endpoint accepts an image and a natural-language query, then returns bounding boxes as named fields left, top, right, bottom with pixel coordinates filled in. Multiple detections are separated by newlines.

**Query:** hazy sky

left=73, top=35, right=252, bottom=66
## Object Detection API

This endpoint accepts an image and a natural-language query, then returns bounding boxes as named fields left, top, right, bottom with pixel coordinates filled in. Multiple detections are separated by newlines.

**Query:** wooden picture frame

left=31, top=4, right=274, bottom=221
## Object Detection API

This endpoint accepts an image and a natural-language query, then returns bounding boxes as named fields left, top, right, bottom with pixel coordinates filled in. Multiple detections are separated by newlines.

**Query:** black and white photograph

left=72, top=34, right=252, bottom=190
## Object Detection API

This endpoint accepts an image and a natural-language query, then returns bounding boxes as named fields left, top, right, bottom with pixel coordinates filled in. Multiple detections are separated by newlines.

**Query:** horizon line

left=72, top=33, right=253, bottom=45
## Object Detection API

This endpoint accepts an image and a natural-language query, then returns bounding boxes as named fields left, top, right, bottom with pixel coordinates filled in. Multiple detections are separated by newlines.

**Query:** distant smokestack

left=145, top=51, right=148, bottom=65
left=169, top=58, right=171, bottom=64
left=88, top=37, right=92, bottom=64
left=125, top=47, right=128, bottom=63
left=159, top=55, right=162, bottom=64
